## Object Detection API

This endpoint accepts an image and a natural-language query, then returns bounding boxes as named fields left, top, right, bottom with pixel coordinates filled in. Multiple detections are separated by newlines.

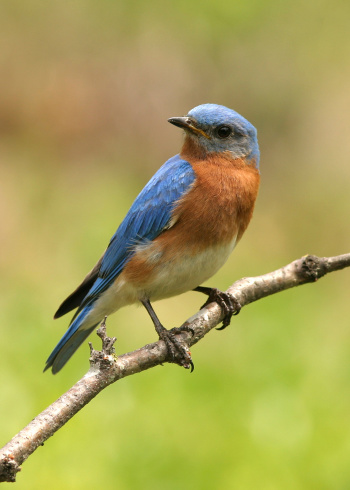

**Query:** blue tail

left=44, top=305, right=98, bottom=374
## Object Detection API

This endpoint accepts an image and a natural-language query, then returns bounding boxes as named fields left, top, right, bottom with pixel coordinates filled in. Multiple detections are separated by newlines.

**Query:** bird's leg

left=193, top=286, right=241, bottom=330
left=141, top=299, right=194, bottom=371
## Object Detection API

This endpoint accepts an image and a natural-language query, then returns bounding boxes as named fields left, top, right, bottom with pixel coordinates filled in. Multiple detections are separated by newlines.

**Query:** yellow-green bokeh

left=1, top=1, right=350, bottom=489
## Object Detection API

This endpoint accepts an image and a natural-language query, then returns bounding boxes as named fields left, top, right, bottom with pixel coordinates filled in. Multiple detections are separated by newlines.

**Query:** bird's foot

left=158, top=325, right=195, bottom=372
left=194, top=286, right=241, bottom=330
left=141, top=299, right=194, bottom=371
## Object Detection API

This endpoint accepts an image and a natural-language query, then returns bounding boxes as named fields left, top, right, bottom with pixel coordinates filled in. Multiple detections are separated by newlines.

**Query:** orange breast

left=168, top=151, right=260, bottom=249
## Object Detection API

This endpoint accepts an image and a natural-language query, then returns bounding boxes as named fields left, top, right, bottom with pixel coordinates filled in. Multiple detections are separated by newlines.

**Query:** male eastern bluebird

left=45, top=104, right=260, bottom=374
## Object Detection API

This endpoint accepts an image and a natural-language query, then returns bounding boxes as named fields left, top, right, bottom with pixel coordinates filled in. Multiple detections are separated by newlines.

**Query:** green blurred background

left=1, top=1, right=350, bottom=488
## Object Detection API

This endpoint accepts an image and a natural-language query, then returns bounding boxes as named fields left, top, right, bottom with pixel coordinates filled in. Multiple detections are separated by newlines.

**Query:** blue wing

left=69, top=154, right=195, bottom=315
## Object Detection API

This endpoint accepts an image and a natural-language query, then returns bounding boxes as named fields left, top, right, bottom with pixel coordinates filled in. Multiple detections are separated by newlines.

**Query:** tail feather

left=54, top=256, right=103, bottom=319
left=45, top=306, right=99, bottom=374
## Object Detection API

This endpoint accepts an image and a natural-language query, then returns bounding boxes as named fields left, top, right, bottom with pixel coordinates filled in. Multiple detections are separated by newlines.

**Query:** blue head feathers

left=169, top=103, right=260, bottom=167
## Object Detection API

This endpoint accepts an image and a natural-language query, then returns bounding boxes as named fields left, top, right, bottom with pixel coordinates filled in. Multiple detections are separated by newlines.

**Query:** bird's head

left=168, top=103, right=259, bottom=168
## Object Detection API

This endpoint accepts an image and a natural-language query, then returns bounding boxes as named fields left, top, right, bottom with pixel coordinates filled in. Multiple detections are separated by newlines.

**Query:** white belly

left=144, top=238, right=237, bottom=300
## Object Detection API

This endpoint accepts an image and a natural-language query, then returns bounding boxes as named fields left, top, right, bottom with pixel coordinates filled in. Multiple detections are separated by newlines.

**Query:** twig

left=0, top=253, right=349, bottom=482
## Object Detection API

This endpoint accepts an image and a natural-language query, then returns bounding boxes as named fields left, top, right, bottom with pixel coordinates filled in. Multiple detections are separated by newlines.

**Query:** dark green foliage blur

left=1, top=1, right=350, bottom=488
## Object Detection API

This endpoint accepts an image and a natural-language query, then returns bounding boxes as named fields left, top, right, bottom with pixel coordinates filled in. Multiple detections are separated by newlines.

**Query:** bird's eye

left=216, top=125, right=232, bottom=138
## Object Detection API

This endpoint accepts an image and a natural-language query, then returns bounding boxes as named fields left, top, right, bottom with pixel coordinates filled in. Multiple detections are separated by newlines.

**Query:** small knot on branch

left=0, top=454, right=21, bottom=483
left=88, top=317, right=117, bottom=371
left=300, top=254, right=325, bottom=282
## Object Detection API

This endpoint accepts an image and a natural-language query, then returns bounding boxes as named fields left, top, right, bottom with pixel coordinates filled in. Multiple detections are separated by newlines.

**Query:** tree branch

left=1, top=253, right=349, bottom=482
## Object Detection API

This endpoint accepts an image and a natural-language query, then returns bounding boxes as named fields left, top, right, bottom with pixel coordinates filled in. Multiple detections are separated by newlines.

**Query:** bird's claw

left=200, top=288, right=241, bottom=330
left=159, top=326, right=194, bottom=372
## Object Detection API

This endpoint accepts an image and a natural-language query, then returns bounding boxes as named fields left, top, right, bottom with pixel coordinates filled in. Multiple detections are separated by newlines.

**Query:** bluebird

left=45, top=104, right=260, bottom=374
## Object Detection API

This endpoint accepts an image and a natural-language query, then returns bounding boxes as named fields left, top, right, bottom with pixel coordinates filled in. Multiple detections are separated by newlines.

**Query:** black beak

left=168, top=116, right=210, bottom=139
left=168, top=116, right=193, bottom=129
